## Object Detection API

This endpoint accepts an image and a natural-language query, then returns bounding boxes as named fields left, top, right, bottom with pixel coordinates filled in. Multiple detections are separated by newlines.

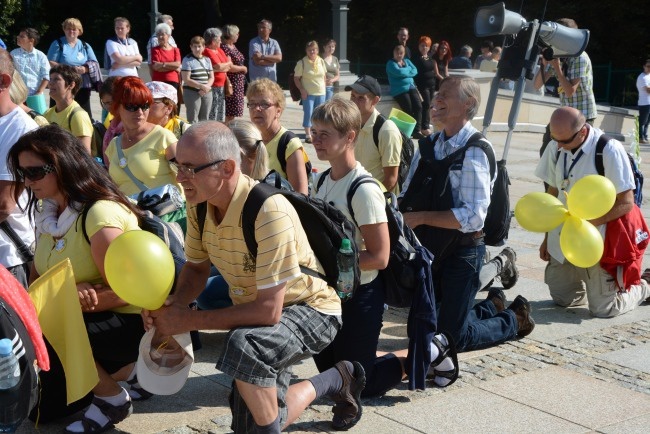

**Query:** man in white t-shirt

left=0, top=49, right=38, bottom=287
left=636, top=59, right=650, bottom=144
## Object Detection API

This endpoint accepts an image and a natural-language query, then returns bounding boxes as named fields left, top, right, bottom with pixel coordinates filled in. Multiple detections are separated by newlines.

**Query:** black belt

left=458, top=230, right=484, bottom=247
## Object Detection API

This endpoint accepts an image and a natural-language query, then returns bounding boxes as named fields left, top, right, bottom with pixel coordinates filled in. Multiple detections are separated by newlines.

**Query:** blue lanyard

left=562, top=150, right=584, bottom=188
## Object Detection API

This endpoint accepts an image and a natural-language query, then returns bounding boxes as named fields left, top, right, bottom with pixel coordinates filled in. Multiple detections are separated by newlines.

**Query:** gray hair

left=186, top=122, right=242, bottom=167
left=460, top=45, right=473, bottom=56
left=155, top=23, right=171, bottom=36
left=440, top=75, right=481, bottom=120
left=222, top=24, right=240, bottom=41
left=258, top=19, right=272, bottom=30
left=157, top=14, right=173, bottom=24
left=203, top=27, right=222, bottom=45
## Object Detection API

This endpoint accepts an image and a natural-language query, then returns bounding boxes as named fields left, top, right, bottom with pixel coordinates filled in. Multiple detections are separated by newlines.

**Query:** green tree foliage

left=0, top=0, right=22, bottom=37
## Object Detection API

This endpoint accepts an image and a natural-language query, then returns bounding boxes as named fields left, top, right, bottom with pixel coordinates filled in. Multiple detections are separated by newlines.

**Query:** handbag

left=224, top=76, right=234, bottom=97
left=115, top=136, right=184, bottom=217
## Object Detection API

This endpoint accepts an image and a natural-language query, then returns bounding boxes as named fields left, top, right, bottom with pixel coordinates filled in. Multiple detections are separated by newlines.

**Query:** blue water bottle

left=0, top=338, right=20, bottom=433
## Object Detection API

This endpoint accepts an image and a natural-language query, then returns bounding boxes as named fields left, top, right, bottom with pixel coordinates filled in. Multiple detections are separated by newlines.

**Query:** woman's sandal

left=126, top=376, right=154, bottom=401
left=427, top=331, right=459, bottom=387
left=64, top=395, right=133, bottom=434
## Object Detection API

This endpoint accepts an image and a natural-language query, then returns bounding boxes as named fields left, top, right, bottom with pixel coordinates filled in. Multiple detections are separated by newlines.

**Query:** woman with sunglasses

left=104, top=77, right=185, bottom=229
left=7, top=125, right=143, bottom=431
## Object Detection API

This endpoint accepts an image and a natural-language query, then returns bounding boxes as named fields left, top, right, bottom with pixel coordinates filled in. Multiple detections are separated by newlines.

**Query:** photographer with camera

left=533, top=18, right=596, bottom=159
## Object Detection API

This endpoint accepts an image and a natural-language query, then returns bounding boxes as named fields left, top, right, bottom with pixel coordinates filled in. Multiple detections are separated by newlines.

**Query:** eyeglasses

left=17, top=164, right=56, bottom=181
left=170, top=159, right=225, bottom=178
left=552, top=124, right=585, bottom=145
left=100, top=99, right=112, bottom=109
left=247, top=102, right=275, bottom=110
left=123, top=103, right=150, bottom=112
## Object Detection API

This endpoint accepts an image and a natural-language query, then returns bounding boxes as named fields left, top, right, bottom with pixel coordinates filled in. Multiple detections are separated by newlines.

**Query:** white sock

left=66, top=388, right=130, bottom=433
left=429, top=334, right=455, bottom=387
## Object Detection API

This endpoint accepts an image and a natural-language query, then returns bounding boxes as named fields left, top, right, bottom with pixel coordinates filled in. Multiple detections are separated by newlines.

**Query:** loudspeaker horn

left=475, top=2, right=527, bottom=37
left=539, top=22, right=590, bottom=57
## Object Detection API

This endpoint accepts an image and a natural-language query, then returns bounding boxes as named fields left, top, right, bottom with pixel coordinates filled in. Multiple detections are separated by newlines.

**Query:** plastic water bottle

left=336, top=239, right=355, bottom=300
left=0, top=338, right=20, bottom=433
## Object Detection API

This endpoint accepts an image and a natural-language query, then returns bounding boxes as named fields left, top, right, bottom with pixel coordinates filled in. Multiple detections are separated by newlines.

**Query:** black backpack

left=318, top=170, right=423, bottom=308
left=197, top=182, right=361, bottom=296
left=372, top=114, right=415, bottom=190
left=81, top=208, right=186, bottom=293
left=0, top=298, right=38, bottom=431
left=594, top=134, right=643, bottom=207
left=401, top=132, right=510, bottom=247
left=277, top=130, right=313, bottom=183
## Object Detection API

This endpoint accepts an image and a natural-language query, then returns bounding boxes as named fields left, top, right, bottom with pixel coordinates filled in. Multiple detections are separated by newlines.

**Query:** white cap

left=136, top=327, right=193, bottom=395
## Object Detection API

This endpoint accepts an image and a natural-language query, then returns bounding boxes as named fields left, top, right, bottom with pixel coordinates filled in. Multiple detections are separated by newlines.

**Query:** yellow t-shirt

left=265, top=126, right=308, bottom=179
left=105, top=125, right=182, bottom=196
left=185, top=174, right=341, bottom=315
left=44, top=101, right=93, bottom=138
left=294, top=56, right=327, bottom=96
left=34, top=200, right=141, bottom=314
left=354, top=110, right=403, bottom=194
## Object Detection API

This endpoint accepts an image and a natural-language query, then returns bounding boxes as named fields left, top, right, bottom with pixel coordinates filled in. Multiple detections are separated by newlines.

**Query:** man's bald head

left=550, top=106, right=585, bottom=132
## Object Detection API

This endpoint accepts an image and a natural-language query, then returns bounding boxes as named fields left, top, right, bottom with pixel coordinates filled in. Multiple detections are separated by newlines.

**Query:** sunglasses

left=17, top=164, right=56, bottom=181
left=123, top=103, right=150, bottom=112
left=553, top=124, right=585, bottom=145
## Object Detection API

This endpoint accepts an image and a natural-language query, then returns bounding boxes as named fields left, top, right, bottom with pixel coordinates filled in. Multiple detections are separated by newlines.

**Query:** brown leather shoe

left=508, top=295, right=535, bottom=337
left=331, top=361, right=366, bottom=431
left=487, top=288, right=507, bottom=312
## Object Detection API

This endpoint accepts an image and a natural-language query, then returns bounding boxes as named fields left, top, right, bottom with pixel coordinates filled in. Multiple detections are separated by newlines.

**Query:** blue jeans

left=325, top=86, right=334, bottom=101
left=196, top=266, right=233, bottom=310
left=313, top=275, right=403, bottom=398
left=434, top=243, right=518, bottom=352
left=302, top=94, right=326, bottom=128
left=639, top=104, right=649, bottom=140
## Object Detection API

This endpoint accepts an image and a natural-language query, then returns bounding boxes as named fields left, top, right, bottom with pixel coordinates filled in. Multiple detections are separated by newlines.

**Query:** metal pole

left=330, top=0, right=352, bottom=75
left=150, top=0, right=159, bottom=35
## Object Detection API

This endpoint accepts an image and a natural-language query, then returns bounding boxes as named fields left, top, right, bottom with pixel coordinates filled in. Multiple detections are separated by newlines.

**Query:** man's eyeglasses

left=123, top=103, right=150, bottom=112
left=170, top=159, right=225, bottom=178
left=553, top=124, right=585, bottom=145
left=17, top=164, right=56, bottom=181
left=100, top=99, right=112, bottom=109
left=247, top=102, right=275, bottom=110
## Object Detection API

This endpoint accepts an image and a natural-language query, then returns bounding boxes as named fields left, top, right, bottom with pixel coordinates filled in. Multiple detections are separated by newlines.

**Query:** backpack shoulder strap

left=56, top=37, right=64, bottom=63
left=196, top=202, right=207, bottom=240
left=372, top=114, right=386, bottom=148
left=419, top=132, right=440, bottom=161
left=460, top=132, right=496, bottom=178
left=315, top=168, right=332, bottom=192
left=115, top=136, right=149, bottom=191
left=594, top=134, right=612, bottom=176
left=277, top=130, right=296, bottom=174
left=68, top=105, right=83, bottom=132
left=346, top=175, right=381, bottom=227
left=241, top=183, right=278, bottom=257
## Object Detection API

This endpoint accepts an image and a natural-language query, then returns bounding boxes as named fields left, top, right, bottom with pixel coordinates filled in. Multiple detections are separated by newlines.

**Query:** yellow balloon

left=560, top=216, right=604, bottom=268
left=104, top=231, right=175, bottom=310
left=566, top=175, right=616, bottom=220
left=515, top=192, right=569, bottom=232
